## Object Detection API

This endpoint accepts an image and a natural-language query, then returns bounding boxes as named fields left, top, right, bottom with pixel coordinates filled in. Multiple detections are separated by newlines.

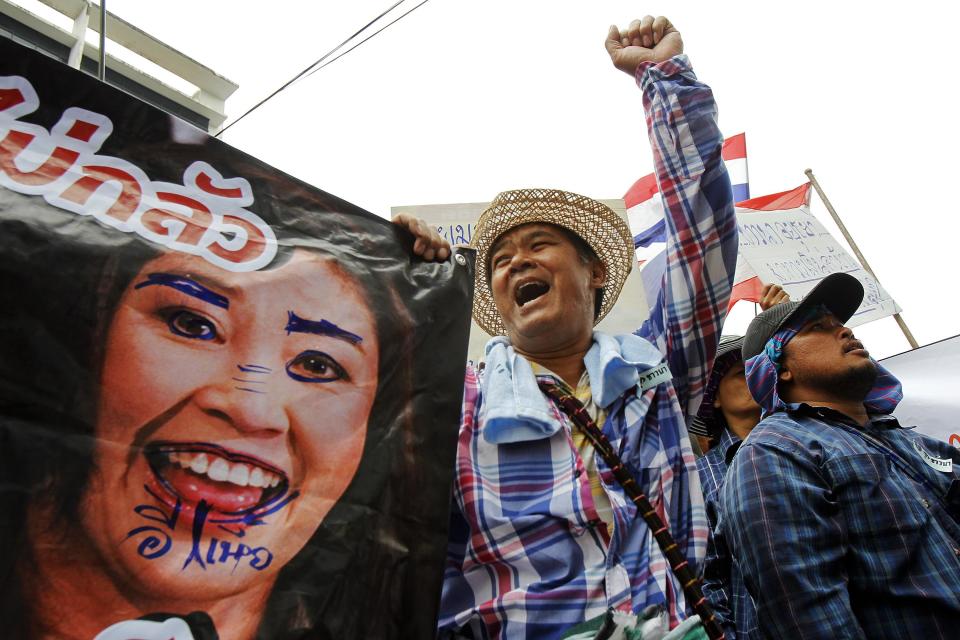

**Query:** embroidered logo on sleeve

left=638, top=362, right=672, bottom=392
left=913, top=440, right=954, bottom=473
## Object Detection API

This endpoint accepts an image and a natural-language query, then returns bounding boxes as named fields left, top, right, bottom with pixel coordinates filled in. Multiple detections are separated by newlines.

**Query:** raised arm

left=606, top=16, right=738, bottom=417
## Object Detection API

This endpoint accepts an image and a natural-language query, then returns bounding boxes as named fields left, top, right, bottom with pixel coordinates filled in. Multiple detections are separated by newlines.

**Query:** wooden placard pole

left=804, top=168, right=919, bottom=349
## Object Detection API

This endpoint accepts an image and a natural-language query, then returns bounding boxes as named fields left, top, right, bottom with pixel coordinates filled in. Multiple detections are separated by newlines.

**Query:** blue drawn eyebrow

left=134, top=273, right=229, bottom=309
left=285, top=311, right=362, bottom=345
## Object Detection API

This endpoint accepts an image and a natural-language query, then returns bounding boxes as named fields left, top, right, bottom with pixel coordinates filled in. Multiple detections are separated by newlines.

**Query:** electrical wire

left=302, top=0, right=431, bottom=80
left=215, top=0, right=409, bottom=137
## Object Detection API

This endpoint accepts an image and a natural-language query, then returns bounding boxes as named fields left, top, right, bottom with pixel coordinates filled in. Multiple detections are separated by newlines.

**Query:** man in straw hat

left=411, top=15, right=741, bottom=638
left=720, top=272, right=960, bottom=638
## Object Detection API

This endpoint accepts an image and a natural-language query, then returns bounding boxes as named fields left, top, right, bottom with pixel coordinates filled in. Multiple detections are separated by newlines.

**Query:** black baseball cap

left=742, top=273, right=864, bottom=361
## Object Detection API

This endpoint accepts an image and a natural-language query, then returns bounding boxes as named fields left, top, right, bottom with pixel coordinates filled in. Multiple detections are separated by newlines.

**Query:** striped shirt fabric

left=437, top=54, right=737, bottom=639
left=721, top=405, right=960, bottom=639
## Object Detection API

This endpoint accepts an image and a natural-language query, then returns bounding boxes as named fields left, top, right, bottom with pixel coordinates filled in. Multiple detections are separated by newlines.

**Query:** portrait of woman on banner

left=0, top=145, right=462, bottom=639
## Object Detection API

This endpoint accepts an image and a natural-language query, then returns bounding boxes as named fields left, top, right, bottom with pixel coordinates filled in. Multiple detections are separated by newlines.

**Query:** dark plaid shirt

left=697, top=428, right=756, bottom=639
left=721, top=404, right=960, bottom=639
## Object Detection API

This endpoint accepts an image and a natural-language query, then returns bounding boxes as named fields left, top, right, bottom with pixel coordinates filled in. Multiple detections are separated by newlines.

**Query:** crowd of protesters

left=3, top=6, right=958, bottom=640
left=395, top=13, right=960, bottom=640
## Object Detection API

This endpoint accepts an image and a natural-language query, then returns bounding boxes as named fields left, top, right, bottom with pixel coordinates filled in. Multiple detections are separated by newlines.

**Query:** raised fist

left=605, top=16, right=683, bottom=77
left=758, top=283, right=791, bottom=310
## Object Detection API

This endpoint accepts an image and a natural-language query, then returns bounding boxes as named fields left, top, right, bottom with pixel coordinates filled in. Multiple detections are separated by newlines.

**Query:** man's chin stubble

left=819, top=359, right=879, bottom=402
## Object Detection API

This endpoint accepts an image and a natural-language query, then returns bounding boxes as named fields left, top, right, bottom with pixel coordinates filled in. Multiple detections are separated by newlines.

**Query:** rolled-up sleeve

left=634, top=54, right=738, bottom=420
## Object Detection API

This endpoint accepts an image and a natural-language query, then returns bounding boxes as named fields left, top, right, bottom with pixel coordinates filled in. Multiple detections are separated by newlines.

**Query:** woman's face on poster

left=82, top=248, right=379, bottom=601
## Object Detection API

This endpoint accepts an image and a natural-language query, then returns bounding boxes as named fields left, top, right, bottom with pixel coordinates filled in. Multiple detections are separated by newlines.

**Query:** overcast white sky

left=104, top=0, right=960, bottom=359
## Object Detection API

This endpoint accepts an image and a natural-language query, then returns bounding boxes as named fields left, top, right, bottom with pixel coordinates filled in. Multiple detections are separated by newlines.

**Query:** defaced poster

left=0, top=37, right=474, bottom=639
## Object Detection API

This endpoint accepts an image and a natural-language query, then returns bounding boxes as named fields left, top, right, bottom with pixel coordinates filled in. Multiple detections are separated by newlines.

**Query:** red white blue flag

left=624, top=133, right=749, bottom=310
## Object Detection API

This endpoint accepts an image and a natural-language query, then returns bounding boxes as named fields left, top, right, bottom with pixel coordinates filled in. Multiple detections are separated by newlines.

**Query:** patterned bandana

left=745, top=306, right=903, bottom=418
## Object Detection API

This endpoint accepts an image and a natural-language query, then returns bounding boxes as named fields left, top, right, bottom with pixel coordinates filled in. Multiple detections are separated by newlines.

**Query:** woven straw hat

left=471, top=188, right=634, bottom=336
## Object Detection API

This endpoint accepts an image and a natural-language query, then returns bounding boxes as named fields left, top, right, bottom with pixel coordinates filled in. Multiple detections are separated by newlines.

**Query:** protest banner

left=881, top=335, right=960, bottom=448
left=0, top=36, right=474, bottom=639
left=735, top=184, right=901, bottom=327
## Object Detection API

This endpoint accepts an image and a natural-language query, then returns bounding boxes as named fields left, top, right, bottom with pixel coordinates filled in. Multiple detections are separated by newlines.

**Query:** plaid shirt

left=721, top=404, right=960, bottom=639
left=438, top=55, right=737, bottom=639
left=697, top=429, right=756, bottom=639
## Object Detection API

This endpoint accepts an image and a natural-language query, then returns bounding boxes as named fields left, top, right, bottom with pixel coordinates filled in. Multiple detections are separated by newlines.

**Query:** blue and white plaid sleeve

left=634, top=55, right=738, bottom=419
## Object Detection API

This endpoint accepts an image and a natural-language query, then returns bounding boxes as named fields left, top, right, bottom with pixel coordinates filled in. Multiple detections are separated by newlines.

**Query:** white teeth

left=190, top=453, right=209, bottom=474
left=165, top=449, right=282, bottom=489
left=208, top=457, right=230, bottom=482
left=228, top=463, right=250, bottom=487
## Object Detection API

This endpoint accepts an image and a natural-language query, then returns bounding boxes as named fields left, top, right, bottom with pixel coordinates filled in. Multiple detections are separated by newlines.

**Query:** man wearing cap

left=691, top=285, right=789, bottom=640
left=428, top=16, right=738, bottom=639
left=720, top=272, right=960, bottom=638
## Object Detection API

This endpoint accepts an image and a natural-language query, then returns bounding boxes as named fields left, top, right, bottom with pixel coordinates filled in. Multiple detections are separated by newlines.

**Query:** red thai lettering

left=0, top=129, right=79, bottom=187
left=0, top=76, right=277, bottom=272
left=195, top=169, right=244, bottom=199
left=207, top=214, right=272, bottom=265
left=950, top=434, right=959, bottom=449
left=141, top=192, right=213, bottom=247
left=0, top=86, right=25, bottom=113
left=58, top=164, right=143, bottom=224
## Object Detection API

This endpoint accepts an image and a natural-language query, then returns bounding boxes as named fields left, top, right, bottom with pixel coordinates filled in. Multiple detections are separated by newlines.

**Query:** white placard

left=736, top=205, right=900, bottom=327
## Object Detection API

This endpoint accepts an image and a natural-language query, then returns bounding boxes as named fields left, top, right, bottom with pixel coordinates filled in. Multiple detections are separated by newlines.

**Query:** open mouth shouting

left=145, top=441, right=291, bottom=529
left=515, top=279, right=550, bottom=308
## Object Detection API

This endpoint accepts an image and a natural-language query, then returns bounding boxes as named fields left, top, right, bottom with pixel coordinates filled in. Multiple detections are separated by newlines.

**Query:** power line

left=215, top=0, right=408, bottom=137
left=302, top=0, right=431, bottom=80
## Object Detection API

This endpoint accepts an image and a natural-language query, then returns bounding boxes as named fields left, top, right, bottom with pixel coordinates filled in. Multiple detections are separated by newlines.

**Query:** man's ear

left=591, top=259, right=607, bottom=289
left=778, top=365, right=793, bottom=384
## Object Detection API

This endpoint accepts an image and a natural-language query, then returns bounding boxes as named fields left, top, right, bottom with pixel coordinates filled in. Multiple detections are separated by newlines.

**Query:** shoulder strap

left=538, top=380, right=722, bottom=640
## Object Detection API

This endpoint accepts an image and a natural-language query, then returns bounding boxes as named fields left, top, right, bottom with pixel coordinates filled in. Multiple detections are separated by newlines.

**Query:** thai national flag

left=624, top=133, right=750, bottom=310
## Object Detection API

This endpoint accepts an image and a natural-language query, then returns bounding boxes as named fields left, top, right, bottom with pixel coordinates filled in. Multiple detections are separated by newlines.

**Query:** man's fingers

left=391, top=213, right=450, bottom=261
left=652, top=16, right=668, bottom=44
left=393, top=212, right=411, bottom=228
left=605, top=25, right=623, bottom=55
left=639, top=15, right=655, bottom=48
left=626, top=19, right=642, bottom=44
left=758, top=283, right=791, bottom=309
